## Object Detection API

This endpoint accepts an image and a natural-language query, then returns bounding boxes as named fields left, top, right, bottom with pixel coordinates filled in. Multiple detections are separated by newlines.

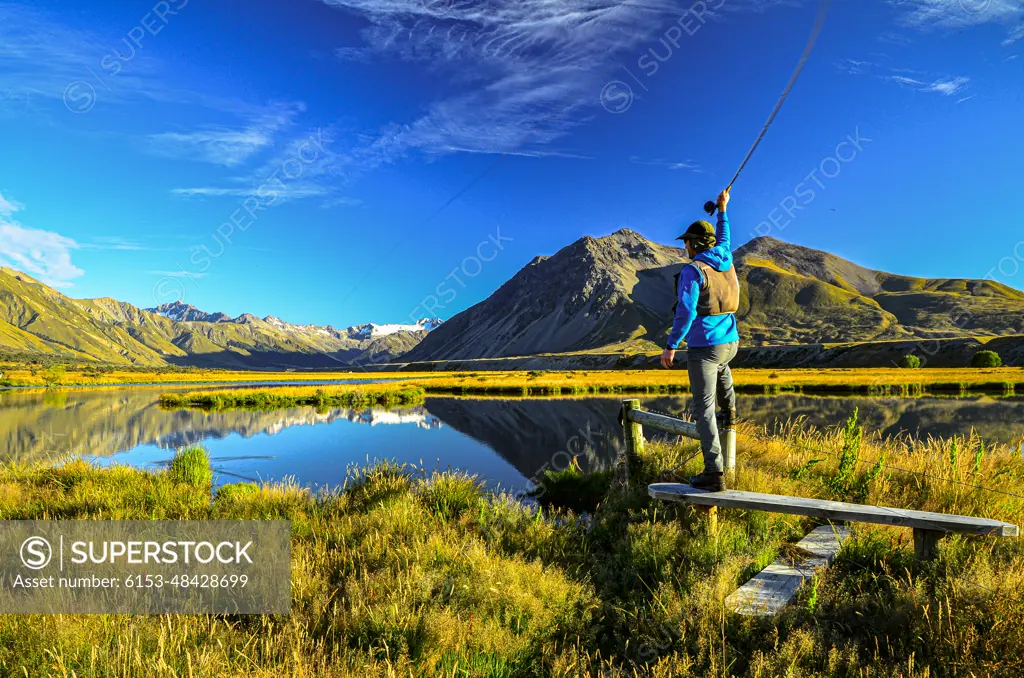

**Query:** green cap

left=677, top=220, right=716, bottom=243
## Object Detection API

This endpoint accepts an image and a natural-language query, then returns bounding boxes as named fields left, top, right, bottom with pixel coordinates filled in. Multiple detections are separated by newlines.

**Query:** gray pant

left=687, top=341, right=739, bottom=473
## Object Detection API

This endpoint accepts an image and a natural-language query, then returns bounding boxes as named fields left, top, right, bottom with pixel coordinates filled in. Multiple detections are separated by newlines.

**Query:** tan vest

left=690, top=261, right=740, bottom=317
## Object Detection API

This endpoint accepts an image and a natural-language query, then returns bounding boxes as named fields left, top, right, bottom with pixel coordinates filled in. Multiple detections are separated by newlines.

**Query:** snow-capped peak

left=350, top=318, right=443, bottom=339
left=146, top=301, right=231, bottom=323
left=147, top=302, right=441, bottom=341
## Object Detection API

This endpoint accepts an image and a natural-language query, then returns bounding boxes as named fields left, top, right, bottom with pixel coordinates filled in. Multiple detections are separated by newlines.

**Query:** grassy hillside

left=736, top=238, right=1024, bottom=345
left=0, top=268, right=428, bottom=368
left=736, top=254, right=906, bottom=344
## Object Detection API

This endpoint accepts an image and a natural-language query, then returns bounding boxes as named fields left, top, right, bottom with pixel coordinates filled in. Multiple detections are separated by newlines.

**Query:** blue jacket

left=666, top=212, right=740, bottom=350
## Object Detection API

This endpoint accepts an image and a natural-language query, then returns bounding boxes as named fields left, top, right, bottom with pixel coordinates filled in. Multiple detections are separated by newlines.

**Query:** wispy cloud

left=148, top=269, right=207, bottom=279
left=0, top=193, right=83, bottom=287
left=321, top=196, right=363, bottom=209
left=888, top=73, right=969, bottom=95
left=81, top=236, right=148, bottom=251
left=893, top=0, right=1024, bottom=42
left=1005, top=22, right=1024, bottom=43
left=0, top=0, right=310, bottom=169
left=0, top=2, right=169, bottom=112
left=836, top=58, right=875, bottom=75
left=630, top=157, right=703, bottom=172
left=171, top=184, right=332, bottom=200
left=146, top=101, right=307, bottom=166
left=317, top=0, right=692, bottom=164
left=837, top=59, right=970, bottom=96
left=148, top=129, right=275, bottom=167
left=172, top=124, right=346, bottom=204
left=0, top=191, right=25, bottom=217
left=890, top=74, right=926, bottom=86
left=922, top=76, right=970, bottom=95
left=170, top=187, right=258, bottom=198
left=335, top=46, right=373, bottom=62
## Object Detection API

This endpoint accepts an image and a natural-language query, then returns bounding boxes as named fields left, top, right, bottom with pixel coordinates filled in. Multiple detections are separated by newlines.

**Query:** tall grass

left=1, top=420, right=1024, bottom=676
left=405, top=368, right=1024, bottom=398
left=159, top=384, right=426, bottom=410
left=6, top=360, right=1022, bottom=393
left=167, top=445, right=213, bottom=487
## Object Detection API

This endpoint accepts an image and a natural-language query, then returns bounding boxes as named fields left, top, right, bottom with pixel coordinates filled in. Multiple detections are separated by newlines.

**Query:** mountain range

left=0, top=267, right=440, bottom=369
left=2, top=230, right=1022, bottom=369
left=405, top=229, right=1024, bottom=361
left=147, top=301, right=443, bottom=340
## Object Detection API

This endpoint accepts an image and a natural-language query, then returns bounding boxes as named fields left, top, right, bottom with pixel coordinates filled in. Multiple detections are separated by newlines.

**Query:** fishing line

left=704, top=0, right=834, bottom=216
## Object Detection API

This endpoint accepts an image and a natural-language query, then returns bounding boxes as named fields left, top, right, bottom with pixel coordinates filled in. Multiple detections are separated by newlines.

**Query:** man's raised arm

left=715, top=187, right=731, bottom=252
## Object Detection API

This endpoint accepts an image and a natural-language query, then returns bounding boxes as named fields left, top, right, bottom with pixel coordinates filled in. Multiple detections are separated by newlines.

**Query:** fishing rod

left=703, top=0, right=834, bottom=217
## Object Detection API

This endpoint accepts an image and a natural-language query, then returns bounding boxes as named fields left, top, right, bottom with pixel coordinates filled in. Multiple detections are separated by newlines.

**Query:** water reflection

left=642, top=394, right=1024, bottom=445
left=1, top=387, right=1022, bottom=490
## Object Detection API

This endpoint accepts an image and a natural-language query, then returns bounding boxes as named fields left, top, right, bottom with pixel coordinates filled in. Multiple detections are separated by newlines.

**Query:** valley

left=3, top=231, right=1022, bottom=371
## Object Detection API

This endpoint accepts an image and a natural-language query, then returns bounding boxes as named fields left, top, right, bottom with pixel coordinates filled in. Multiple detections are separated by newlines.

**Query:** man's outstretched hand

left=717, top=187, right=731, bottom=213
left=660, top=348, right=676, bottom=369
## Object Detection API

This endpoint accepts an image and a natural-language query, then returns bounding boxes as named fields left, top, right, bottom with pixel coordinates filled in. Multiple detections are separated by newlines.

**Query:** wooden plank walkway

left=726, top=525, right=850, bottom=616
left=648, top=484, right=1019, bottom=536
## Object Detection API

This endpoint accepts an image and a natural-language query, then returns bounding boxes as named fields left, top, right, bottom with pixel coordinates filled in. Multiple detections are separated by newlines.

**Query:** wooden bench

left=650, top=484, right=1018, bottom=615
left=626, top=400, right=1019, bottom=614
left=649, top=483, right=1019, bottom=560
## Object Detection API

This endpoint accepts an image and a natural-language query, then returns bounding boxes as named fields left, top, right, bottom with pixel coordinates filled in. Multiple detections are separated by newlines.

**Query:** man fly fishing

left=660, top=187, right=739, bottom=492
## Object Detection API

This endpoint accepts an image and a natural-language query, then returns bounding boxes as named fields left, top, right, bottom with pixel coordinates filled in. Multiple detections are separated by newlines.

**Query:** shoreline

left=3, top=365, right=1022, bottom=393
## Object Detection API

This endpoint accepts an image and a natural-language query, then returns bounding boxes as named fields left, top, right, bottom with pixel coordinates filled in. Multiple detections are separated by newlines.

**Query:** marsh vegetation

left=2, top=414, right=1023, bottom=676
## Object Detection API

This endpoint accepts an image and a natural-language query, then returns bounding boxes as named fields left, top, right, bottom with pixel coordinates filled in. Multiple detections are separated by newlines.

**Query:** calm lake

left=2, top=386, right=1023, bottom=492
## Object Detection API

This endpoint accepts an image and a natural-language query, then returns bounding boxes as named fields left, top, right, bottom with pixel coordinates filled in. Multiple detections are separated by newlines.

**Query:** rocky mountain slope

left=403, top=229, right=686, bottom=362
left=0, top=267, right=439, bottom=368
left=405, top=231, right=1024, bottom=361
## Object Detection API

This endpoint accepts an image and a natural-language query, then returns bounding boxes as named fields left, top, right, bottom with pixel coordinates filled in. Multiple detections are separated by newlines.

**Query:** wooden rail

left=619, top=399, right=737, bottom=532
left=619, top=399, right=736, bottom=476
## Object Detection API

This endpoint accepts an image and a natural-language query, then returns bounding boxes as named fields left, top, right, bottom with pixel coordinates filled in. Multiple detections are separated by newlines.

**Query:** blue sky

left=0, top=0, right=1021, bottom=328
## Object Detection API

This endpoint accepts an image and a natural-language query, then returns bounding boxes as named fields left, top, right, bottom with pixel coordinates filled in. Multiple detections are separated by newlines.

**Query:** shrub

left=971, top=350, right=1003, bottom=368
left=214, top=482, right=260, bottom=505
left=41, top=364, right=66, bottom=387
left=416, top=471, right=483, bottom=520
left=532, top=459, right=614, bottom=514
left=898, top=354, right=921, bottom=369
left=168, top=445, right=213, bottom=487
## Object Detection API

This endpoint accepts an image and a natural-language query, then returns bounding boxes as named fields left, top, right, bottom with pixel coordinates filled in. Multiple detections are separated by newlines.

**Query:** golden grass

left=145, top=367, right=1024, bottom=408
left=2, top=415, right=1024, bottom=675
left=158, top=383, right=426, bottom=410
left=337, top=366, right=1024, bottom=396
left=5, top=359, right=1022, bottom=395
left=0, top=364, right=437, bottom=388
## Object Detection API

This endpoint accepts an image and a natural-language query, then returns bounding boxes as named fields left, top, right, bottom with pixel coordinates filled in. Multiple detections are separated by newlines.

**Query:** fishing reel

left=703, top=200, right=718, bottom=217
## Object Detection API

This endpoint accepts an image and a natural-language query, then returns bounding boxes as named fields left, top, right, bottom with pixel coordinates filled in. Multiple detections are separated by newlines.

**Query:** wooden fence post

left=620, top=399, right=645, bottom=487
left=913, top=528, right=945, bottom=561
left=701, top=506, right=718, bottom=536
left=723, top=429, right=737, bottom=477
